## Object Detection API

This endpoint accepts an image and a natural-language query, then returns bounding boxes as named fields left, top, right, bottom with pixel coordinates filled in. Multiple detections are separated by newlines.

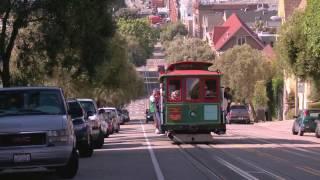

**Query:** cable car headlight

left=190, top=111, right=197, bottom=117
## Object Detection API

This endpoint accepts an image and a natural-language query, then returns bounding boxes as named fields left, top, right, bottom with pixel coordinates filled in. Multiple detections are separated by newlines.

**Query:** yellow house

left=278, top=0, right=308, bottom=119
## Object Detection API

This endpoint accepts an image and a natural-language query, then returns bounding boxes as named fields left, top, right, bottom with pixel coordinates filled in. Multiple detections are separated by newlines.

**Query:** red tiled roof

left=211, top=13, right=264, bottom=51
left=212, top=26, right=229, bottom=45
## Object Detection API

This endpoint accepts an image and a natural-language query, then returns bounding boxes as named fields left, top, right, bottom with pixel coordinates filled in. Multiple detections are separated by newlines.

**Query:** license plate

left=13, top=154, right=31, bottom=163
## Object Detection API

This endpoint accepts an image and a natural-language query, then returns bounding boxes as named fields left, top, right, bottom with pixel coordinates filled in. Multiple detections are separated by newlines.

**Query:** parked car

left=98, top=108, right=114, bottom=137
left=77, top=99, right=106, bottom=148
left=145, top=109, right=154, bottom=124
left=122, top=109, right=130, bottom=122
left=102, top=107, right=121, bottom=133
left=117, top=109, right=125, bottom=125
left=316, top=120, right=320, bottom=138
left=226, top=105, right=251, bottom=124
left=0, top=87, right=78, bottom=178
left=67, top=99, right=93, bottom=157
left=292, top=109, right=320, bottom=136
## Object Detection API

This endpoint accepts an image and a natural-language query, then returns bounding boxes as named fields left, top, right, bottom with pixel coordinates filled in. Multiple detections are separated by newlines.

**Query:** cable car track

left=177, top=144, right=226, bottom=180
left=175, top=137, right=288, bottom=180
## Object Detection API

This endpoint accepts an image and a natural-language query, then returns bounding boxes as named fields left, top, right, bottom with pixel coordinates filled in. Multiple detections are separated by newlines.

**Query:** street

left=1, top=118, right=320, bottom=180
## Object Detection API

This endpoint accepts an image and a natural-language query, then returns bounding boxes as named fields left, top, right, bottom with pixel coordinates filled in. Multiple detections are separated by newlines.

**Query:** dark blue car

left=67, top=99, right=93, bottom=157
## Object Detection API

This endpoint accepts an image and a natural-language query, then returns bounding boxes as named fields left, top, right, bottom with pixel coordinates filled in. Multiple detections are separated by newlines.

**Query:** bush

left=253, top=81, right=268, bottom=109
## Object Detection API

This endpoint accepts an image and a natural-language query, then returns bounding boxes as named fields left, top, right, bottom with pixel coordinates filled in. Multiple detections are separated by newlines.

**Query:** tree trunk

left=1, top=58, right=10, bottom=87
left=249, top=101, right=257, bottom=122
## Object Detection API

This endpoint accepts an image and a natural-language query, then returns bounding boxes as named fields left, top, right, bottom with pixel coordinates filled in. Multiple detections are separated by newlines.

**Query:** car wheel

left=298, top=127, right=304, bottom=136
left=292, top=126, right=298, bottom=135
left=115, top=124, right=120, bottom=133
left=79, top=136, right=94, bottom=158
left=56, top=149, right=79, bottom=179
left=316, top=125, right=320, bottom=138
left=94, top=131, right=104, bottom=149
left=105, top=132, right=109, bottom=138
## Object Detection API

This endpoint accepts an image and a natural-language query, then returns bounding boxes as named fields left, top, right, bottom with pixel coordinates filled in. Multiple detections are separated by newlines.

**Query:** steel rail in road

left=174, top=136, right=288, bottom=180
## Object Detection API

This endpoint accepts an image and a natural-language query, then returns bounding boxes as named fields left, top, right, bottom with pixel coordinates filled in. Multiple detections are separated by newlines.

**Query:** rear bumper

left=162, top=124, right=226, bottom=134
left=0, top=145, right=73, bottom=169
left=300, top=126, right=316, bottom=132
left=228, top=118, right=250, bottom=123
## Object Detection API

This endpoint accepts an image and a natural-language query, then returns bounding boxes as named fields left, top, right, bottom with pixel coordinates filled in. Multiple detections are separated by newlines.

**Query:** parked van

left=0, top=87, right=78, bottom=178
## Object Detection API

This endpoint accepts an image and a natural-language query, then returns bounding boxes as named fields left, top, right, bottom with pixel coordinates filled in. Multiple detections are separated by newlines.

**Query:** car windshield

left=308, top=110, right=320, bottom=119
left=67, top=101, right=84, bottom=118
left=230, top=105, right=248, bottom=112
left=79, top=101, right=96, bottom=114
left=0, top=89, right=65, bottom=116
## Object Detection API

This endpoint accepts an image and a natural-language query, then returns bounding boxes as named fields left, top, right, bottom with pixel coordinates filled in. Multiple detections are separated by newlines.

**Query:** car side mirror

left=98, top=109, right=105, bottom=114
left=87, top=111, right=94, bottom=118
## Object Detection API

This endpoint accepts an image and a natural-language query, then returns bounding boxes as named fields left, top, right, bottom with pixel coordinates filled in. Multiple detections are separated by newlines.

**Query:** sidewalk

left=253, top=119, right=294, bottom=133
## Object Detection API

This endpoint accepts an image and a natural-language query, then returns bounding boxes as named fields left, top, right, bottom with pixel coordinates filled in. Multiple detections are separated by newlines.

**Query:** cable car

left=159, top=61, right=226, bottom=142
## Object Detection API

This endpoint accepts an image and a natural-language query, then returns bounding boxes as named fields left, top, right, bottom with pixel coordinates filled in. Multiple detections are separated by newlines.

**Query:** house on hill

left=209, top=13, right=265, bottom=54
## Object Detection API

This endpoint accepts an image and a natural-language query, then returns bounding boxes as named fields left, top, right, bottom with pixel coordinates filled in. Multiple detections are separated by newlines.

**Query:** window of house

left=186, top=78, right=200, bottom=100
left=168, top=79, right=181, bottom=102
left=237, top=36, right=246, bottom=45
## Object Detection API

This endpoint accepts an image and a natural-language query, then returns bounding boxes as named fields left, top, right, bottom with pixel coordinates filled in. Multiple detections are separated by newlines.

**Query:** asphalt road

left=1, top=118, right=320, bottom=180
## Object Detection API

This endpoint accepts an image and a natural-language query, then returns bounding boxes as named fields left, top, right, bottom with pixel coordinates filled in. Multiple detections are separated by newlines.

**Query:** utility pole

left=295, top=77, right=299, bottom=116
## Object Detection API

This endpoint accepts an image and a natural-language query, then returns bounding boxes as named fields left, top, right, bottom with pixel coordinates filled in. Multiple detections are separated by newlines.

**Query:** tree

left=0, top=0, right=118, bottom=87
left=117, top=18, right=159, bottom=66
left=211, top=45, right=272, bottom=118
left=276, top=11, right=309, bottom=79
left=303, top=0, right=320, bottom=79
left=160, top=22, right=188, bottom=42
left=0, top=0, right=47, bottom=87
left=164, top=37, right=214, bottom=63
left=115, top=8, right=140, bottom=19
left=253, top=81, right=268, bottom=109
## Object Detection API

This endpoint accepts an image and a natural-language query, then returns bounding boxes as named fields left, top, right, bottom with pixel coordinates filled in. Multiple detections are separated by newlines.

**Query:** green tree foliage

left=304, top=0, right=320, bottom=69
left=277, top=0, right=320, bottom=80
left=253, top=81, right=268, bottom=109
left=276, top=11, right=309, bottom=78
left=117, top=18, right=158, bottom=66
left=164, top=37, right=215, bottom=63
left=0, top=0, right=119, bottom=87
left=160, top=22, right=188, bottom=42
left=0, top=0, right=47, bottom=87
left=0, top=0, right=143, bottom=106
left=212, top=45, right=271, bottom=117
left=115, top=8, right=140, bottom=19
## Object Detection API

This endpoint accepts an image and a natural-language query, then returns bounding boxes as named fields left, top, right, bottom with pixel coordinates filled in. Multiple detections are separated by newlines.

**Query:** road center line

left=140, top=120, right=165, bottom=180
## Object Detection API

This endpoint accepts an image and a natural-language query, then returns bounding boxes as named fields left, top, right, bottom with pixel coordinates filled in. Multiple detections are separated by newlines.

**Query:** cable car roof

left=160, top=70, right=222, bottom=80
left=166, top=61, right=213, bottom=72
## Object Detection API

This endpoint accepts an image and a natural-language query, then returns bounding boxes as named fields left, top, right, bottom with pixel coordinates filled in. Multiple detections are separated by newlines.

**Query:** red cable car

left=159, top=61, right=226, bottom=141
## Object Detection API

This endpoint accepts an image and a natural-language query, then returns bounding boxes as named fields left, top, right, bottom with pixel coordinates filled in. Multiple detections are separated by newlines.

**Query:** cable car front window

left=186, top=78, right=200, bottom=100
left=168, top=79, right=181, bottom=101
left=204, top=79, right=217, bottom=99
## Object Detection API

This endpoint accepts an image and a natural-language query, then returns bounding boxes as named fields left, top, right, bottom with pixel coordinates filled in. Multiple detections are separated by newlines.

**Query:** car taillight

left=168, top=107, right=182, bottom=121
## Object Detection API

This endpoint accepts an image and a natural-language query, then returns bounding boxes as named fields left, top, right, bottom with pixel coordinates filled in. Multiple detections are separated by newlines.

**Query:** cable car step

left=168, top=133, right=213, bottom=144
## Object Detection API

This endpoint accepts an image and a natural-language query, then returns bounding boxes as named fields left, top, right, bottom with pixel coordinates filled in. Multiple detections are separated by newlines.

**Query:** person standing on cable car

left=149, top=89, right=161, bottom=134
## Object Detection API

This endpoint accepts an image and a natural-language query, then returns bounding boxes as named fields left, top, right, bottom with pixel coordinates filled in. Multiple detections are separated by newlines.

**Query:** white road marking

left=215, top=156, right=259, bottom=180
left=140, top=121, right=165, bottom=180
left=233, top=156, right=286, bottom=180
